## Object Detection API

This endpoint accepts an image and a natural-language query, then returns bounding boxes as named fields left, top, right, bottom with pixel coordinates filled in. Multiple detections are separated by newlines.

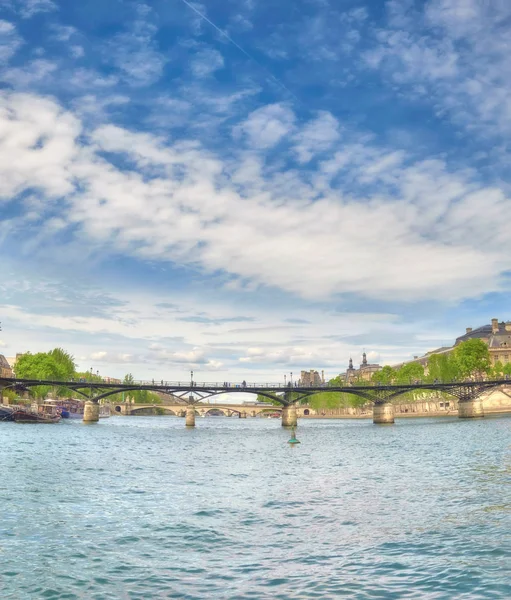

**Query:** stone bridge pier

left=185, top=405, right=196, bottom=427
left=281, top=404, right=298, bottom=427
left=83, top=400, right=100, bottom=423
left=373, top=402, right=395, bottom=424
left=458, top=398, right=484, bottom=418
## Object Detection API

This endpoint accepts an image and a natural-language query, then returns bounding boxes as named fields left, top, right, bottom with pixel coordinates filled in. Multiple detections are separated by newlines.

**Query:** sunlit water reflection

left=1, top=414, right=509, bottom=599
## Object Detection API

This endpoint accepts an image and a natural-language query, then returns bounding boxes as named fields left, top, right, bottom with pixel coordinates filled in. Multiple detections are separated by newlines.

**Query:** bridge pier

left=185, top=405, right=196, bottom=427
left=281, top=404, right=297, bottom=427
left=83, top=400, right=100, bottom=423
left=458, top=398, right=484, bottom=419
left=373, top=403, right=394, bottom=424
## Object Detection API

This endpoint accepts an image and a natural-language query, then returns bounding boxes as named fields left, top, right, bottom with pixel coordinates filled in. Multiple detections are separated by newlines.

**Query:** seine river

left=1, top=414, right=510, bottom=599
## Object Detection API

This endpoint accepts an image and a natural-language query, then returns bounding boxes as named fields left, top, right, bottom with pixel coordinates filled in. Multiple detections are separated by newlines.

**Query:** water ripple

left=0, top=415, right=509, bottom=598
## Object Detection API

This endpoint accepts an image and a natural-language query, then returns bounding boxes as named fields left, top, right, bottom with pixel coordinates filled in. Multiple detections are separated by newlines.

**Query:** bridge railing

left=130, top=380, right=331, bottom=389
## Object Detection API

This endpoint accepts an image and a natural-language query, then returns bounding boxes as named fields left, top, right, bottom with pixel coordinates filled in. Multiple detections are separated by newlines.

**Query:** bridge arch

left=125, top=405, right=181, bottom=416
left=191, top=390, right=286, bottom=406
left=203, top=408, right=228, bottom=416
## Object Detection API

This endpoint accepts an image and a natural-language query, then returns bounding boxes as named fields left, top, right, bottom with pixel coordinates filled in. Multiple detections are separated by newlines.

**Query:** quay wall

left=305, top=388, right=511, bottom=419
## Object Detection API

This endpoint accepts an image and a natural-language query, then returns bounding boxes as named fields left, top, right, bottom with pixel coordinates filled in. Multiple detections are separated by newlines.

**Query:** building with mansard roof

left=0, top=355, right=13, bottom=379
left=456, top=318, right=511, bottom=367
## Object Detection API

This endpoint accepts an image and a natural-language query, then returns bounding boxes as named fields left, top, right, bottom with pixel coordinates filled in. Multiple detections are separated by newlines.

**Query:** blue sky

left=1, top=0, right=510, bottom=383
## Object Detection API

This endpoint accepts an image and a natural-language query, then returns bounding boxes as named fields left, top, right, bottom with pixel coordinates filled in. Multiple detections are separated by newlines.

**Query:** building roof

left=0, top=355, right=11, bottom=370
left=488, top=333, right=511, bottom=348
left=455, top=324, right=493, bottom=344
left=456, top=321, right=511, bottom=344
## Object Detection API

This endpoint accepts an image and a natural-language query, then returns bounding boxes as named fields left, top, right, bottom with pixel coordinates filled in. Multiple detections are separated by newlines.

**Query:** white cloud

left=1, top=58, right=57, bottom=88
left=234, top=103, right=295, bottom=148
left=0, top=339, right=7, bottom=347
left=1, top=91, right=511, bottom=307
left=0, top=20, right=22, bottom=64
left=70, top=45, right=84, bottom=59
left=293, top=111, right=341, bottom=163
left=6, top=0, right=58, bottom=19
left=191, top=47, right=224, bottom=77
left=105, top=4, right=166, bottom=87
left=49, top=24, right=77, bottom=42
left=90, top=351, right=133, bottom=363
left=365, top=0, right=511, bottom=135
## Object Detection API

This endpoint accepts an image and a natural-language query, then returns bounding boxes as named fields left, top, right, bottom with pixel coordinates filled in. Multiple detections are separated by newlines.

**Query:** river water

left=1, top=414, right=509, bottom=599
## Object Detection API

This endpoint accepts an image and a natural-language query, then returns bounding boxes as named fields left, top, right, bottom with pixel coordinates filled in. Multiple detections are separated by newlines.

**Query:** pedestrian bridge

left=2, top=375, right=509, bottom=425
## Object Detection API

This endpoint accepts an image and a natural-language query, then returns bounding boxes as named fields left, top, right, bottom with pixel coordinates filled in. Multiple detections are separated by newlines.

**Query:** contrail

left=178, top=0, right=300, bottom=103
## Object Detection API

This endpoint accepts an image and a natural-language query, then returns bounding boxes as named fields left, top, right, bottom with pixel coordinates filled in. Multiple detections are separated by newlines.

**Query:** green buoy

left=288, top=427, right=300, bottom=445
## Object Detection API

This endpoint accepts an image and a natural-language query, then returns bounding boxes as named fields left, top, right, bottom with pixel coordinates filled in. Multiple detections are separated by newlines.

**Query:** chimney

left=414, top=356, right=418, bottom=360
left=492, top=318, right=499, bottom=333
left=466, top=327, right=472, bottom=334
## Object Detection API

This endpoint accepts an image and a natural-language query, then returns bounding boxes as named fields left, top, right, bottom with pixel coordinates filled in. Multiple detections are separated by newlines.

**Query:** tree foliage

left=15, top=351, right=72, bottom=399
left=425, top=353, right=458, bottom=383
left=48, top=348, right=76, bottom=380
left=372, top=366, right=396, bottom=385
left=453, top=339, right=491, bottom=378
left=121, top=373, right=161, bottom=404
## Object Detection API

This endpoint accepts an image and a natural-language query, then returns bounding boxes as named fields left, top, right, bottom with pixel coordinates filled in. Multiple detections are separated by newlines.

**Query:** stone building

left=455, top=318, right=511, bottom=366
left=343, top=353, right=381, bottom=383
left=394, top=317, right=511, bottom=371
left=299, top=369, right=325, bottom=386
left=0, top=355, right=13, bottom=378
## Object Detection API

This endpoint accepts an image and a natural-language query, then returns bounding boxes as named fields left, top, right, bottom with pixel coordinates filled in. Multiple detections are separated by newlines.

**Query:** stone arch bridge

left=115, top=402, right=314, bottom=419
left=1, top=376, right=509, bottom=425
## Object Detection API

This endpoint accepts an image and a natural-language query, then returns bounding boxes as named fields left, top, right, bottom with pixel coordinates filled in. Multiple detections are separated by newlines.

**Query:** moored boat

left=53, top=399, right=110, bottom=419
left=0, top=405, right=16, bottom=421
left=12, top=404, right=62, bottom=423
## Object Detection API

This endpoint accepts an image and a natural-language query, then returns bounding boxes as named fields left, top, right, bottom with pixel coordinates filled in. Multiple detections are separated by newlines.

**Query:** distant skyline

left=1, top=0, right=510, bottom=383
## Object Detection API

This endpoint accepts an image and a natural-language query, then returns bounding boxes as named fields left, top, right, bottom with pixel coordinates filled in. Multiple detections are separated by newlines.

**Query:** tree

left=121, top=374, right=161, bottom=404
left=15, top=352, right=67, bottom=399
left=395, top=362, right=424, bottom=384
left=123, top=373, right=135, bottom=385
left=256, top=393, right=282, bottom=405
left=372, top=366, right=396, bottom=385
left=48, top=348, right=76, bottom=380
left=453, top=339, right=491, bottom=379
left=426, top=353, right=459, bottom=383
left=492, top=360, right=505, bottom=378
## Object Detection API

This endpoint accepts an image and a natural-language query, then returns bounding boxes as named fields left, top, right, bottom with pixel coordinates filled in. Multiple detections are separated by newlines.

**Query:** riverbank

left=303, top=407, right=511, bottom=419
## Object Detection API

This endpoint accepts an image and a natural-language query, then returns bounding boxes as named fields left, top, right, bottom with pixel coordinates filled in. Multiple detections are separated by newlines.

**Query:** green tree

left=121, top=374, right=161, bottom=404
left=48, top=348, right=76, bottom=380
left=372, top=365, right=396, bottom=385
left=123, top=373, right=135, bottom=385
left=453, top=339, right=491, bottom=379
left=395, top=362, right=424, bottom=384
left=426, top=353, right=459, bottom=383
left=492, top=360, right=504, bottom=378
left=15, top=352, right=67, bottom=399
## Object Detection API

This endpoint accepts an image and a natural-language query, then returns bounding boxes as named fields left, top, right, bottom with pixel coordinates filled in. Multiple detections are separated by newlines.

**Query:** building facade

left=299, top=370, right=325, bottom=386
left=455, top=318, right=511, bottom=366
left=394, top=318, right=511, bottom=372
left=343, top=353, right=381, bottom=383
left=0, top=355, right=13, bottom=378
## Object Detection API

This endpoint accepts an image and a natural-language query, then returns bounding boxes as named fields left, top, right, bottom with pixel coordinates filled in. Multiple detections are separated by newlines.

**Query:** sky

left=0, top=0, right=510, bottom=385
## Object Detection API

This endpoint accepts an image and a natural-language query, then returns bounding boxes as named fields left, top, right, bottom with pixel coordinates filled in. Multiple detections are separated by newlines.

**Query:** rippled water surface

left=1, top=414, right=510, bottom=599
